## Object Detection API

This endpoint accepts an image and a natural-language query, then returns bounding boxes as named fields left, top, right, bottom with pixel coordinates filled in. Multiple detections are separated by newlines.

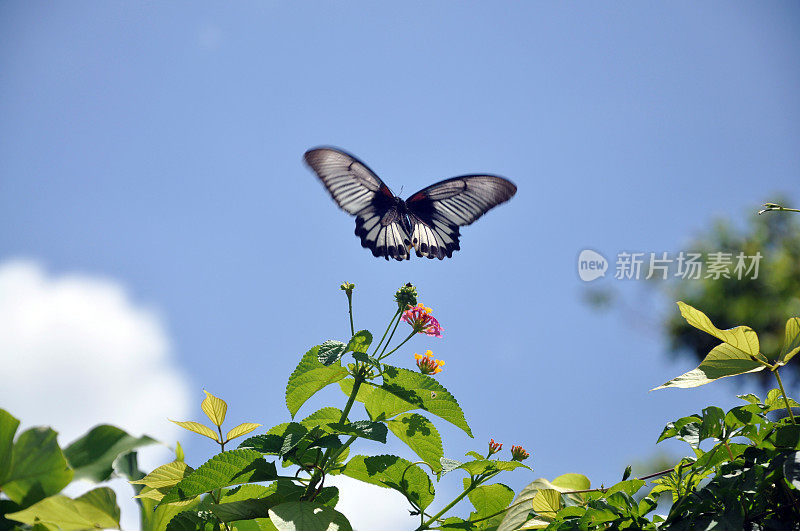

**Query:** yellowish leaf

left=225, top=423, right=262, bottom=442
left=201, top=390, right=228, bottom=427
left=169, top=420, right=219, bottom=442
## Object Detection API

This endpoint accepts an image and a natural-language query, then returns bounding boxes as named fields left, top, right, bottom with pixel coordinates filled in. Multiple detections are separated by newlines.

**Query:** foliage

left=586, top=201, right=800, bottom=390
left=0, top=411, right=163, bottom=530
left=4, top=275, right=800, bottom=529
left=117, top=283, right=531, bottom=530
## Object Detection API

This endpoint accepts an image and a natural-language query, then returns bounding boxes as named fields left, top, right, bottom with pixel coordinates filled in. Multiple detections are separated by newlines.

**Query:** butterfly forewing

left=305, top=147, right=411, bottom=261
left=405, top=176, right=517, bottom=259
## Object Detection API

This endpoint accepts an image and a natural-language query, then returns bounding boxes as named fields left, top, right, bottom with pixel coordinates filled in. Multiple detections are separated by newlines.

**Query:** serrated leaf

left=201, top=390, right=228, bottom=427
left=781, top=318, right=800, bottom=363
left=1, top=427, right=73, bottom=507
left=327, top=421, right=387, bottom=443
left=440, top=457, right=462, bottom=475
left=676, top=301, right=761, bottom=357
left=371, top=366, right=472, bottom=436
left=342, top=454, right=434, bottom=510
left=169, top=420, right=219, bottom=442
left=388, top=413, right=443, bottom=472
left=5, top=487, right=120, bottom=529
left=131, top=460, right=193, bottom=489
left=458, top=459, right=529, bottom=476
left=159, top=449, right=278, bottom=505
left=318, top=341, right=347, bottom=366
left=467, top=482, right=514, bottom=524
left=352, top=352, right=381, bottom=368
left=226, top=423, right=262, bottom=442
left=287, top=346, right=349, bottom=418
left=345, top=330, right=373, bottom=354
left=64, top=424, right=157, bottom=482
left=165, top=510, right=218, bottom=531
left=652, top=343, right=766, bottom=390
left=269, top=501, right=352, bottom=531
left=303, top=408, right=345, bottom=428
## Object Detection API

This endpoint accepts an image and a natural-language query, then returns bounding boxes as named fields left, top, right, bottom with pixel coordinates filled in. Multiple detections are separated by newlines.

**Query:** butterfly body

left=304, top=147, right=516, bottom=261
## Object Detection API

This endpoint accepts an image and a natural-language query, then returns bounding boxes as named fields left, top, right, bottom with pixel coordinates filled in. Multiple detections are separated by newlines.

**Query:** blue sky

left=2, top=1, right=799, bottom=527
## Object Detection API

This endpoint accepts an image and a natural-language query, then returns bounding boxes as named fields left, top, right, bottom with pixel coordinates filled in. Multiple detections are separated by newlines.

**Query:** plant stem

left=418, top=480, right=478, bottom=530
left=380, top=311, right=406, bottom=357
left=773, top=368, right=797, bottom=424
left=347, top=293, right=355, bottom=336
left=380, top=330, right=417, bottom=361
left=373, top=309, right=401, bottom=355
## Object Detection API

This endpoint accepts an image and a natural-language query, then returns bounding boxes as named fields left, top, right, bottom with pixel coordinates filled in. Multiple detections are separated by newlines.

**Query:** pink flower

left=402, top=303, right=443, bottom=337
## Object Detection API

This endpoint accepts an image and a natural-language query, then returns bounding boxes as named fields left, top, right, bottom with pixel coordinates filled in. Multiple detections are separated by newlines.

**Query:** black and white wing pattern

left=304, top=147, right=411, bottom=261
left=405, top=176, right=517, bottom=259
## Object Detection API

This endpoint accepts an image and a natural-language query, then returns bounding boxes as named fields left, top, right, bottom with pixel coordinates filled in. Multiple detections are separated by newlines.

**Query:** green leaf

left=781, top=317, right=800, bottom=363
left=226, top=423, right=262, bottom=442
left=64, top=424, right=157, bottom=482
left=1, top=427, right=73, bottom=507
left=604, top=479, right=645, bottom=497
left=287, top=346, right=349, bottom=418
left=387, top=413, right=443, bottom=472
left=371, top=366, right=472, bottom=436
left=345, top=330, right=373, bottom=354
left=440, top=457, right=462, bottom=475
left=652, top=343, right=766, bottom=390
left=169, top=420, right=219, bottom=442
left=327, top=421, right=387, bottom=443
left=159, top=449, right=278, bottom=505
left=551, top=473, right=590, bottom=491
left=467, top=482, right=514, bottom=524
left=318, top=341, right=347, bottom=366
left=342, top=454, right=434, bottom=510
left=0, top=409, right=20, bottom=484
left=765, top=389, right=800, bottom=412
left=131, top=460, right=194, bottom=504
left=676, top=301, right=761, bottom=357
left=269, top=501, right=352, bottom=531
left=5, top=487, right=120, bottom=530
left=783, top=451, right=800, bottom=489
left=530, top=488, right=561, bottom=520
left=201, top=390, right=228, bottom=427
left=497, top=478, right=577, bottom=531
left=458, top=459, right=529, bottom=476
left=165, top=510, right=219, bottom=531
left=775, top=425, right=800, bottom=449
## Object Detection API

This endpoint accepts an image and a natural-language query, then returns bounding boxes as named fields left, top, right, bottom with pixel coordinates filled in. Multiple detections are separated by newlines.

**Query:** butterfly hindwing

left=305, top=147, right=410, bottom=261
left=405, top=175, right=517, bottom=259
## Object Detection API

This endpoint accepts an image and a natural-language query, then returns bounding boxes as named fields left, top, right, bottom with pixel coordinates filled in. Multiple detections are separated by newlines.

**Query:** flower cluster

left=414, top=350, right=445, bottom=375
left=488, top=438, right=503, bottom=456
left=403, top=303, right=443, bottom=337
left=510, top=445, right=530, bottom=462
left=340, top=282, right=355, bottom=296
left=394, top=283, right=418, bottom=310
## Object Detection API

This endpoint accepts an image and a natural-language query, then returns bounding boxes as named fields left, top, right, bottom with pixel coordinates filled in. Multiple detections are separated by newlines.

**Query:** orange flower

left=414, top=350, right=445, bottom=375
left=510, top=445, right=530, bottom=462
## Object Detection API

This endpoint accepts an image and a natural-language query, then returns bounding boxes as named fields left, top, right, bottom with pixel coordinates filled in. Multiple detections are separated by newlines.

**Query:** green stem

left=380, top=330, right=417, bottom=361
left=304, top=373, right=365, bottom=498
left=373, top=309, right=401, bottom=355
left=380, top=311, right=406, bottom=357
left=773, top=368, right=797, bottom=424
left=418, top=479, right=480, bottom=529
left=347, top=293, right=355, bottom=336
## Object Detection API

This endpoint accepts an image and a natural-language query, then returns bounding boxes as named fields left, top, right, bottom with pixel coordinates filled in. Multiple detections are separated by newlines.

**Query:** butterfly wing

left=304, top=147, right=411, bottom=261
left=405, top=175, right=517, bottom=259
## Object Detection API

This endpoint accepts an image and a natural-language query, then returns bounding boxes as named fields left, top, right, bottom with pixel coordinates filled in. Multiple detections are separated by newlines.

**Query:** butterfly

left=304, top=147, right=517, bottom=261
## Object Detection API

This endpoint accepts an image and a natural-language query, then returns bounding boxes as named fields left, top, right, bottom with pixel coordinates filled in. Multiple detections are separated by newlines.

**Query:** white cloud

left=0, top=259, right=192, bottom=528
left=327, top=475, right=416, bottom=531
